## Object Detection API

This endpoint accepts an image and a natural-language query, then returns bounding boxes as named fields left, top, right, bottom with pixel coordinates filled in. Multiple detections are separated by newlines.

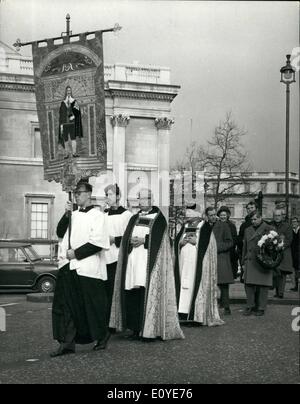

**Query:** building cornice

left=106, top=89, right=177, bottom=102
left=106, top=80, right=180, bottom=92
left=171, top=170, right=299, bottom=182
left=106, top=80, right=179, bottom=101
left=0, top=80, right=179, bottom=101
left=0, top=156, right=158, bottom=171
left=25, top=193, right=55, bottom=199
left=206, top=193, right=300, bottom=199
left=0, top=82, right=35, bottom=93
left=0, top=156, right=43, bottom=166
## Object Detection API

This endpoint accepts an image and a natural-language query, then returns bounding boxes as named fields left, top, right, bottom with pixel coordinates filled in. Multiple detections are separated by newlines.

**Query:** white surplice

left=104, top=209, right=133, bottom=265
left=125, top=212, right=157, bottom=290
left=178, top=221, right=202, bottom=314
left=58, top=208, right=110, bottom=280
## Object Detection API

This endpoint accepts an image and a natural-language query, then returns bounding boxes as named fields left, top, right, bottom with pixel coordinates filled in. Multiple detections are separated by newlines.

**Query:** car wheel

left=36, top=276, right=56, bottom=293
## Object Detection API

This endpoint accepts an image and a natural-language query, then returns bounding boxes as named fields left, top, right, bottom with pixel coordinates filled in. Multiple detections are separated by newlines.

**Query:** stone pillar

left=155, top=117, right=174, bottom=219
left=110, top=114, right=130, bottom=205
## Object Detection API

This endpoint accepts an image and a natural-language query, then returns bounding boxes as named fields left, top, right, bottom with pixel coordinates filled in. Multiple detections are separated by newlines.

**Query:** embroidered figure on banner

left=30, top=29, right=107, bottom=184
left=13, top=15, right=122, bottom=190
left=58, top=85, right=83, bottom=159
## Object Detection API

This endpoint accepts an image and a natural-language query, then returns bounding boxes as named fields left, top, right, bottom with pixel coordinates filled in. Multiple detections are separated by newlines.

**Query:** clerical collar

left=139, top=206, right=159, bottom=216
left=78, top=205, right=94, bottom=213
left=185, top=217, right=201, bottom=226
left=105, top=206, right=126, bottom=216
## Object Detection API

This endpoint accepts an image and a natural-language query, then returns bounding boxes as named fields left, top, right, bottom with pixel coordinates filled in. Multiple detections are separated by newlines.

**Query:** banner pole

left=13, top=23, right=122, bottom=49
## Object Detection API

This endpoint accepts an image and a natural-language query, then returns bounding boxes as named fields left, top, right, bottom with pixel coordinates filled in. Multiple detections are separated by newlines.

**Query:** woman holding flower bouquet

left=241, top=212, right=275, bottom=316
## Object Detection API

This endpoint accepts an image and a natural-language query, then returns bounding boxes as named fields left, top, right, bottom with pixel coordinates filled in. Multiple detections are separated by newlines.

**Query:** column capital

left=155, top=117, right=174, bottom=130
left=110, top=114, right=130, bottom=128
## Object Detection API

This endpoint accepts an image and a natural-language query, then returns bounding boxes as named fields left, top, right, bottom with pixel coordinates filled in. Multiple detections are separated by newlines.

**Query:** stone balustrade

left=0, top=49, right=171, bottom=84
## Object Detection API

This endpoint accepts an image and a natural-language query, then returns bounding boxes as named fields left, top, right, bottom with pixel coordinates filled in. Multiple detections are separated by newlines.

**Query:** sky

left=0, top=0, right=299, bottom=173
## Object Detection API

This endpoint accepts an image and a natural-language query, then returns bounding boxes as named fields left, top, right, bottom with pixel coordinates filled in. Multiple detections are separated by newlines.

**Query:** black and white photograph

left=0, top=0, right=299, bottom=387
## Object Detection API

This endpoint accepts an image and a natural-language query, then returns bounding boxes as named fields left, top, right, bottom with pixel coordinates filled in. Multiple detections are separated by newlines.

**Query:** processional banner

left=31, top=31, right=107, bottom=190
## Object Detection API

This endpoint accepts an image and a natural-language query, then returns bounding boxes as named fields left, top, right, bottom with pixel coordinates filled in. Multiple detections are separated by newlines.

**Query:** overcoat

left=269, top=221, right=294, bottom=274
left=291, top=228, right=299, bottom=276
left=242, top=221, right=274, bottom=287
left=213, top=221, right=234, bottom=285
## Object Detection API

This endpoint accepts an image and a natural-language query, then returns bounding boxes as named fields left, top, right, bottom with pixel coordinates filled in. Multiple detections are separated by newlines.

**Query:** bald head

left=138, top=188, right=153, bottom=211
left=273, top=209, right=283, bottom=224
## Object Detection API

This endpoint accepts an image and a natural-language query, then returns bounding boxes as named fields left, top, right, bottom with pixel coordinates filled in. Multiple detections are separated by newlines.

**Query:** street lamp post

left=280, top=54, right=296, bottom=221
left=204, top=179, right=209, bottom=210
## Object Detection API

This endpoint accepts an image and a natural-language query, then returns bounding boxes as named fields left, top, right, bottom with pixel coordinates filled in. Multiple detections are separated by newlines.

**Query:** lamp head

left=280, top=54, right=296, bottom=84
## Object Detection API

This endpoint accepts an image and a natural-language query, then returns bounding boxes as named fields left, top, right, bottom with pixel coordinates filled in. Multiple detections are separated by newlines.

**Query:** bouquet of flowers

left=256, top=230, right=284, bottom=270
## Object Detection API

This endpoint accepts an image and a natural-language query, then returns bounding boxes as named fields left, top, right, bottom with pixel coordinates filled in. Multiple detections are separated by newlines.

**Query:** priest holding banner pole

left=51, top=180, right=110, bottom=357
left=14, top=16, right=121, bottom=356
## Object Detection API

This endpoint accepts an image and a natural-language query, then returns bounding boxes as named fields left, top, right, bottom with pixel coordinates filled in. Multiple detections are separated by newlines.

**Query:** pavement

left=23, top=277, right=300, bottom=306
left=0, top=282, right=299, bottom=385
left=230, top=278, right=300, bottom=305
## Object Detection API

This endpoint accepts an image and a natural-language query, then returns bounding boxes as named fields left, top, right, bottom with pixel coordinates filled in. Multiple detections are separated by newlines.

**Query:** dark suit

left=237, top=215, right=252, bottom=280
left=270, top=221, right=294, bottom=297
left=228, top=220, right=239, bottom=279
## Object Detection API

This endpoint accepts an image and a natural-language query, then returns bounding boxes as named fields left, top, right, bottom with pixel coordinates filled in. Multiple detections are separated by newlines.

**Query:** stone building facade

left=170, top=170, right=300, bottom=231
left=0, top=41, right=179, bottom=255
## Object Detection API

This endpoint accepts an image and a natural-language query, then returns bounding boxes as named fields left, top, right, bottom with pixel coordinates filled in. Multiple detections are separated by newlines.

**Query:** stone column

left=155, top=117, right=174, bottom=219
left=110, top=114, right=130, bottom=205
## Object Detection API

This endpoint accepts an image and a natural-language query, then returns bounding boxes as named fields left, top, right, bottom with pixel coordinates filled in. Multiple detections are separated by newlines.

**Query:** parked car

left=0, top=242, right=58, bottom=293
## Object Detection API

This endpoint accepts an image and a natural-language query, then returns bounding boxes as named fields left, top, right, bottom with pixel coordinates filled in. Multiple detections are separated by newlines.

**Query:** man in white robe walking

left=51, top=181, right=110, bottom=357
left=110, top=188, right=184, bottom=341
left=104, top=184, right=132, bottom=328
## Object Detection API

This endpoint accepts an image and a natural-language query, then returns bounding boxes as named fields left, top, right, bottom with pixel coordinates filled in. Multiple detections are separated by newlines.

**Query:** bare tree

left=0, top=221, right=10, bottom=239
left=204, top=112, right=251, bottom=207
left=172, top=141, right=206, bottom=171
left=171, top=112, right=253, bottom=209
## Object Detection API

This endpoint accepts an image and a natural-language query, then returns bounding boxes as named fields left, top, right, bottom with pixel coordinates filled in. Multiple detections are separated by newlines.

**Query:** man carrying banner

left=51, top=181, right=110, bottom=357
left=104, top=184, right=133, bottom=328
left=109, top=188, right=184, bottom=341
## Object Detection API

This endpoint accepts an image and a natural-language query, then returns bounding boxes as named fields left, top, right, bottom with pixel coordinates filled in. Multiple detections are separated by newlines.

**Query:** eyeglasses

left=74, top=190, right=87, bottom=196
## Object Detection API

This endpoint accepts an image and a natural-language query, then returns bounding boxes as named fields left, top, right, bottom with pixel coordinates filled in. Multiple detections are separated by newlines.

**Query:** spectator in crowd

left=217, top=206, right=239, bottom=279
left=242, top=211, right=274, bottom=316
left=270, top=209, right=294, bottom=299
left=206, top=207, right=234, bottom=315
left=237, top=201, right=257, bottom=282
left=290, top=217, right=299, bottom=292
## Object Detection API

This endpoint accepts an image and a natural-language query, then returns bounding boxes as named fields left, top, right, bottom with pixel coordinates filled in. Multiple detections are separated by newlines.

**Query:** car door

left=0, top=247, right=34, bottom=287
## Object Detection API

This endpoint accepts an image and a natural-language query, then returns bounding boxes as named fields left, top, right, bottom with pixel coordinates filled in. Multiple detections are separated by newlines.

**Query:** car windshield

left=24, top=246, right=40, bottom=262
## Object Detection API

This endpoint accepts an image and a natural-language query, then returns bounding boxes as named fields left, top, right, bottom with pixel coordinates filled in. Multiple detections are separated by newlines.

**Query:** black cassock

left=52, top=208, right=108, bottom=344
